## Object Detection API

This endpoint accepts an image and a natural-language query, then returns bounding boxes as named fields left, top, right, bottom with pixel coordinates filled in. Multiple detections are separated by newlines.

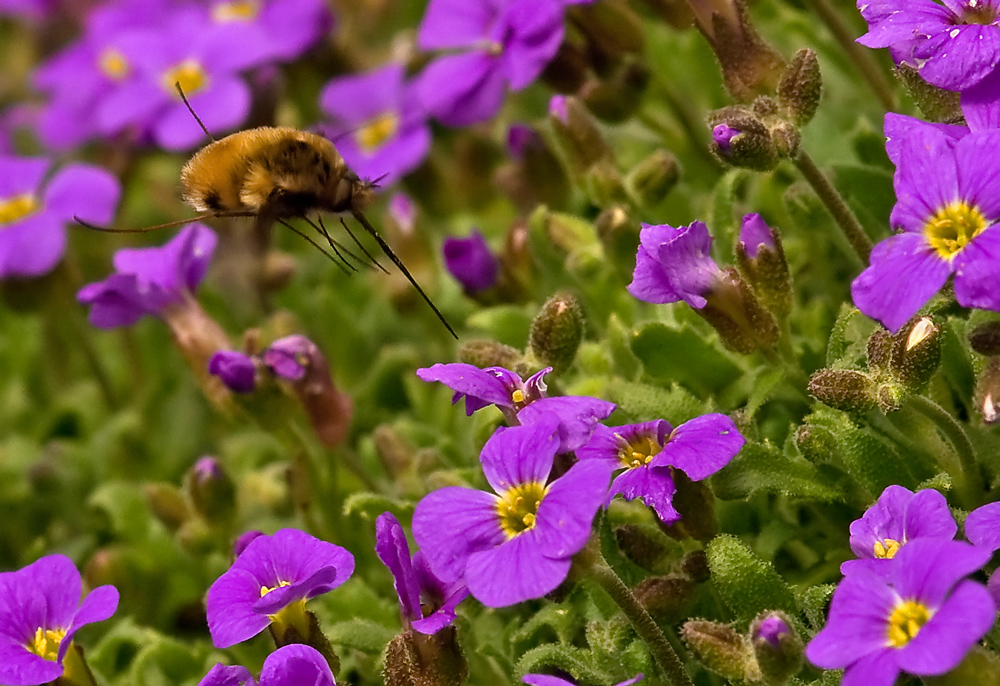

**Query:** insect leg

left=74, top=211, right=256, bottom=233
left=331, top=216, right=388, bottom=274
left=277, top=219, right=353, bottom=276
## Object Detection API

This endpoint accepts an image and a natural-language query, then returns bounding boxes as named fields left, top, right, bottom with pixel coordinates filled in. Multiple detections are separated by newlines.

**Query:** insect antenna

left=74, top=211, right=256, bottom=233
left=276, top=218, right=354, bottom=276
left=333, top=216, right=388, bottom=274
left=350, top=209, right=458, bottom=339
left=175, top=82, right=215, bottom=143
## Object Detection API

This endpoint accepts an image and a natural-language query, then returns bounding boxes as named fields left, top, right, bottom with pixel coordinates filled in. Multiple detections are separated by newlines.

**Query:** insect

left=79, top=85, right=458, bottom=339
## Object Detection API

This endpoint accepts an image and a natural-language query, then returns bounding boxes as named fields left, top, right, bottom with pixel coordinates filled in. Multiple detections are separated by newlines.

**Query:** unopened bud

left=794, top=422, right=839, bottom=462
left=777, top=49, right=822, bottom=127
left=769, top=120, right=800, bottom=158
left=595, top=205, right=641, bottom=275
left=876, top=382, right=904, bottom=413
left=144, top=482, right=191, bottom=532
left=548, top=95, right=615, bottom=178
left=583, top=159, right=628, bottom=206
left=458, top=339, right=523, bottom=370
left=260, top=251, right=297, bottom=292
left=698, top=268, right=780, bottom=354
left=750, top=611, right=804, bottom=685
left=708, top=107, right=778, bottom=170
left=681, top=550, right=711, bottom=583
left=529, top=291, right=585, bottom=375
left=162, top=299, right=234, bottom=409
left=893, top=317, right=941, bottom=390
left=681, top=620, right=755, bottom=682
left=615, top=523, right=672, bottom=571
left=970, top=321, right=1000, bottom=356
left=185, top=456, right=236, bottom=524
left=634, top=574, right=696, bottom=625
left=373, top=425, right=416, bottom=479
left=569, top=0, right=645, bottom=61
left=662, top=470, right=718, bottom=541
left=807, top=369, right=877, bottom=413
left=383, top=628, right=468, bottom=686
left=442, top=230, right=500, bottom=293
left=496, top=125, right=571, bottom=213
left=735, top=213, right=792, bottom=319
left=208, top=350, right=257, bottom=394
left=625, top=149, right=680, bottom=209
left=233, top=530, right=265, bottom=558
left=580, top=57, right=651, bottom=123
left=977, top=358, right=1000, bottom=425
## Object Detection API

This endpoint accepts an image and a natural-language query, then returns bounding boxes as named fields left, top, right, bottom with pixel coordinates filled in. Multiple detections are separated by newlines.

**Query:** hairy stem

left=909, top=395, right=983, bottom=503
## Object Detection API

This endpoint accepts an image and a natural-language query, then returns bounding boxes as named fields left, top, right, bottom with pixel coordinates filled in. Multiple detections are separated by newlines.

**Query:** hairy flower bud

left=777, top=48, right=822, bottom=127
left=383, top=628, right=468, bottom=686
left=750, top=611, right=804, bottom=685
left=708, top=107, right=778, bottom=170
left=697, top=267, right=780, bottom=354
left=144, top=482, right=191, bottom=533
left=580, top=57, right=651, bottom=123
left=529, top=291, right=585, bottom=375
left=458, top=340, right=524, bottom=370
left=735, top=214, right=792, bottom=319
left=185, top=457, right=236, bottom=524
left=625, top=149, right=680, bottom=209
left=615, top=523, right=672, bottom=571
left=634, top=574, right=696, bottom=625
left=977, top=358, right=1000, bottom=425
left=970, top=321, right=1000, bottom=356
left=807, top=369, right=877, bottom=413
left=549, top=95, right=615, bottom=179
left=894, top=64, right=962, bottom=123
left=681, top=620, right=756, bottom=682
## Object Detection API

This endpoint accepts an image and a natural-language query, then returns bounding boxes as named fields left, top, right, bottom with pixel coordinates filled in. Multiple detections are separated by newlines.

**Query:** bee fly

left=79, top=84, right=458, bottom=339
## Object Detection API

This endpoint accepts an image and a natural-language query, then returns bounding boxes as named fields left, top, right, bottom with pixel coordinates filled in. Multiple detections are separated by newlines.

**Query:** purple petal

left=609, top=467, right=679, bottom=524
left=320, top=63, right=404, bottom=125
left=417, top=0, right=494, bottom=50
left=533, top=459, right=611, bottom=557
left=857, top=0, right=950, bottom=48
left=154, top=77, right=251, bottom=150
left=953, top=130, right=1000, bottom=219
left=953, top=228, right=1000, bottom=313
left=516, top=396, right=616, bottom=452
left=208, top=351, right=257, bottom=394
left=112, top=224, right=217, bottom=293
left=412, top=487, right=506, bottom=583
left=0, top=156, right=49, bottom=196
left=839, top=650, right=900, bottom=686
left=890, top=127, right=960, bottom=233
left=197, top=663, right=256, bottom=686
left=903, top=488, right=958, bottom=540
left=850, top=233, right=949, bottom=334
left=43, top=163, right=120, bottom=224
left=497, top=0, right=564, bottom=90
left=374, top=512, right=422, bottom=622
left=206, top=568, right=273, bottom=648
left=463, top=533, right=572, bottom=607
left=409, top=580, right=469, bottom=634
left=965, top=501, right=1000, bottom=551
left=0, top=215, right=66, bottom=279
left=883, top=113, right=965, bottom=167
left=480, top=423, right=559, bottom=495
left=652, top=413, right=744, bottom=480
left=739, top=213, right=774, bottom=259
left=961, top=67, right=1000, bottom=132
left=889, top=539, right=990, bottom=607
left=417, top=52, right=506, bottom=127
left=523, top=676, right=574, bottom=686
left=58, top=585, right=119, bottom=663
left=917, top=25, right=1000, bottom=91
left=77, top=273, right=174, bottom=329
left=627, top=243, right=682, bottom=304
left=0, top=643, right=63, bottom=686
left=259, top=644, right=335, bottom=686
left=416, top=363, right=513, bottom=413
left=443, top=230, right=500, bottom=292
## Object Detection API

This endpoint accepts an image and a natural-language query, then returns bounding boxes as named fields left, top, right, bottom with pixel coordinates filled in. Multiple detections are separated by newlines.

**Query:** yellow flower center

left=355, top=113, right=398, bottom=153
left=873, top=538, right=901, bottom=559
left=923, top=201, right=987, bottom=259
left=496, top=482, right=546, bottom=538
left=165, top=60, right=209, bottom=97
left=260, top=579, right=292, bottom=597
left=211, top=0, right=260, bottom=22
left=960, top=3, right=998, bottom=25
left=617, top=433, right=662, bottom=469
left=28, top=627, right=66, bottom=661
left=0, top=193, right=39, bottom=227
left=511, top=389, right=525, bottom=404
left=887, top=600, right=931, bottom=648
left=98, top=47, right=130, bottom=80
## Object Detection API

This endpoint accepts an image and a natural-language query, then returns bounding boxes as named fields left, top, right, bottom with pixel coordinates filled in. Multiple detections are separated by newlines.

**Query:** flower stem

left=909, top=395, right=983, bottom=502
left=792, top=150, right=872, bottom=265
left=591, top=558, right=694, bottom=686
left=800, top=0, right=897, bottom=111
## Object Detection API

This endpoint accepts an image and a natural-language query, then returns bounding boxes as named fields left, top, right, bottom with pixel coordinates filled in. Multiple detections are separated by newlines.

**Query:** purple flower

left=412, top=422, right=612, bottom=607
left=712, top=124, right=741, bottom=155
left=198, top=644, right=335, bottom=686
left=205, top=528, right=355, bottom=648
left=415, top=363, right=615, bottom=451
left=442, top=230, right=500, bottom=292
left=576, top=415, right=744, bottom=524
left=389, top=194, right=416, bottom=234
left=523, top=675, right=643, bottom=686
left=375, top=512, right=469, bottom=634
left=965, top=501, right=1000, bottom=604
left=0, top=0, right=50, bottom=19
left=627, top=221, right=721, bottom=309
left=739, top=213, right=774, bottom=259
left=806, top=539, right=994, bottom=685
left=204, top=0, right=334, bottom=66
left=320, top=64, right=431, bottom=185
left=261, top=335, right=315, bottom=381
left=208, top=351, right=257, bottom=393
left=857, top=0, right=1000, bottom=92
left=0, top=554, right=119, bottom=686
left=549, top=95, right=568, bottom=122
left=842, top=485, right=957, bottom=576
left=0, top=156, right=120, bottom=279
left=416, top=0, right=566, bottom=126
left=78, top=224, right=217, bottom=329
left=852, top=126, right=1000, bottom=333
left=754, top=614, right=792, bottom=649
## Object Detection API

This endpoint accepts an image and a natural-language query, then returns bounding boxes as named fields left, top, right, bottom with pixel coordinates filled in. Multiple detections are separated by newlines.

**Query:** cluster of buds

left=681, top=611, right=804, bottom=685
left=145, top=457, right=236, bottom=554
left=808, top=317, right=942, bottom=414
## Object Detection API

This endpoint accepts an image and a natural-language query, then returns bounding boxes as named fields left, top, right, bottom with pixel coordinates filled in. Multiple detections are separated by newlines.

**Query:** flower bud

left=529, top=291, right=585, bottom=374
left=681, top=620, right=756, bottom=682
left=548, top=95, right=615, bottom=179
left=185, top=456, right=236, bottom=524
left=749, top=611, right=804, bottom=685
left=260, top=250, right=297, bottom=293
left=595, top=205, right=641, bottom=277
left=735, top=213, right=792, bottom=319
left=383, top=628, right=468, bottom=686
left=807, top=369, right=877, bottom=413
left=495, top=124, right=571, bottom=212
left=769, top=120, right=800, bottom=158
left=208, top=350, right=257, bottom=394
left=442, top=230, right=500, bottom=293
left=970, top=321, right=1000, bottom=356
left=144, top=482, right=191, bottom=532
left=793, top=422, right=839, bottom=462
left=697, top=267, right=780, bottom=354
left=458, top=339, right=524, bottom=370
left=625, top=149, right=680, bottom=209
left=569, top=0, right=645, bottom=62
left=661, top=470, right=718, bottom=542
left=583, top=159, right=629, bottom=207
left=373, top=425, right=416, bottom=480
left=977, top=358, right=1000, bottom=425
left=615, top=523, right=672, bottom=571
left=892, top=317, right=941, bottom=390
left=580, top=57, right=651, bottom=123
left=708, top=107, right=778, bottom=170
left=162, top=297, right=235, bottom=409
left=777, top=48, right=822, bottom=127
left=634, top=574, right=696, bottom=625
left=681, top=550, right=711, bottom=583
left=233, top=530, right=264, bottom=558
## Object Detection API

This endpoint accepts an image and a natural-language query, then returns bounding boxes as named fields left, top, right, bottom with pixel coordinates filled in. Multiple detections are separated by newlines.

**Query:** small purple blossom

left=233, top=530, right=265, bottom=558
left=389, top=194, right=416, bottom=234
left=205, top=528, right=355, bottom=648
left=842, top=485, right=957, bottom=576
left=852, top=126, right=1000, bottom=333
left=416, top=0, right=567, bottom=126
left=806, top=539, right=994, bottom=686
left=78, top=224, right=217, bottom=329
left=0, top=554, right=119, bottom=686
left=375, top=512, right=469, bottom=634
left=261, top=335, right=315, bottom=381
left=712, top=124, right=741, bottom=154
left=627, top=221, right=721, bottom=309
left=739, top=213, right=774, bottom=259
left=442, top=230, right=500, bottom=292
left=320, top=64, right=431, bottom=185
left=0, top=156, right=120, bottom=279
left=413, top=422, right=612, bottom=607
left=754, top=614, right=792, bottom=649
left=549, top=95, right=568, bottom=122
left=208, top=351, right=257, bottom=393
left=857, top=0, right=1000, bottom=92
left=204, top=0, right=334, bottom=66
left=523, top=674, right=643, bottom=686
left=576, top=415, right=744, bottom=524
left=198, top=644, right=336, bottom=686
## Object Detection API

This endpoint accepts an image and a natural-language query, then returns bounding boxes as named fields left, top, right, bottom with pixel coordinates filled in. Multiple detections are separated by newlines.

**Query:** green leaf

left=831, top=163, right=894, bottom=240
left=326, top=618, right=397, bottom=653
left=796, top=584, right=835, bottom=633
left=607, top=379, right=711, bottom=424
left=342, top=491, right=414, bottom=522
left=707, top=534, right=798, bottom=623
left=712, top=441, right=849, bottom=502
left=630, top=323, right=741, bottom=393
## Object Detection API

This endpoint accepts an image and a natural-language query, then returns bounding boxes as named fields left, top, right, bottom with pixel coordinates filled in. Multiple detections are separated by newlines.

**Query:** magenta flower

left=261, top=335, right=316, bottom=381
left=0, top=156, right=119, bottom=279
left=412, top=422, right=612, bottom=607
left=576, top=416, right=744, bottom=524
left=0, top=555, right=119, bottom=686
left=962, top=501, right=1000, bottom=604
left=857, top=0, right=1000, bottom=91
left=852, top=126, right=1000, bottom=332
left=204, top=0, right=334, bottom=66
left=442, top=230, right=500, bottom=292
left=320, top=64, right=431, bottom=185
left=842, top=485, right=957, bottom=576
left=712, top=124, right=741, bottom=155
left=739, top=213, right=774, bottom=258
left=523, top=675, right=643, bottom=686
left=806, top=539, right=994, bottom=685
left=375, top=512, right=469, bottom=634
left=627, top=221, right=721, bottom=309
left=208, top=351, right=257, bottom=394
left=205, top=528, right=354, bottom=648
left=77, top=224, right=217, bottom=329
left=198, top=644, right=335, bottom=686
left=416, top=0, right=567, bottom=126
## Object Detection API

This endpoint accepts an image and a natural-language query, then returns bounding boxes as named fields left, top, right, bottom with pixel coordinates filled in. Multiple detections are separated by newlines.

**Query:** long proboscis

left=351, top=209, right=458, bottom=340
left=74, top=211, right=256, bottom=234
